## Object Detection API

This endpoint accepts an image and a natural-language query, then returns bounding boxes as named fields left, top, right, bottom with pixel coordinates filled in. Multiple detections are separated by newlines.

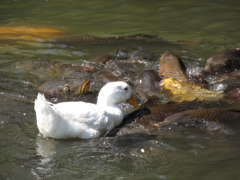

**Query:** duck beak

left=80, top=79, right=90, bottom=95
left=127, top=95, right=140, bottom=109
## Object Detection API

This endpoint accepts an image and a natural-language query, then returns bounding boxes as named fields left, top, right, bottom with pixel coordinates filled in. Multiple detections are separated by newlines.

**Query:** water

left=0, top=0, right=240, bottom=179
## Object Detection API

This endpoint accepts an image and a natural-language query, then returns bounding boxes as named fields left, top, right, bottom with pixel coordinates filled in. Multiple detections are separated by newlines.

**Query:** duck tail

left=34, top=93, right=52, bottom=114
left=34, top=93, right=60, bottom=136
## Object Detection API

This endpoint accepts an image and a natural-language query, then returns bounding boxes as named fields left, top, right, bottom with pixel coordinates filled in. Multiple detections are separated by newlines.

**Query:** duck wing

left=51, top=101, right=106, bottom=125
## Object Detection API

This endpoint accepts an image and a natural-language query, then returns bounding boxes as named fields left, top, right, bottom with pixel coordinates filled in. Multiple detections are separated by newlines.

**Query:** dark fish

left=109, top=100, right=235, bottom=136
left=204, top=48, right=240, bottom=74
left=135, top=70, right=162, bottom=105
left=93, top=70, right=118, bottom=84
left=55, top=34, right=166, bottom=45
left=91, top=54, right=115, bottom=65
left=134, top=101, right=221, bottom=125
left=16, top=60, right=93, bottom=81
left=135, top=70, right=161, bottom=93
left=129, top=50, right=152, bottom=61
left=162, top=108, right=240, bottom=126
left=159, top=51, right=189, bottom=82
left=38, top=78, right=90, bottom=97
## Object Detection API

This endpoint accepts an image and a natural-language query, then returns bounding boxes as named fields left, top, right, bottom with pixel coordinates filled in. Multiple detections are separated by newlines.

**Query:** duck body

left=35, top=81, right=138, bottom=139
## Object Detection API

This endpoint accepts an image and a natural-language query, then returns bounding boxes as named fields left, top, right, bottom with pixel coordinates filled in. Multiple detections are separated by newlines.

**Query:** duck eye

left=124, top=87, right=128, bottom=91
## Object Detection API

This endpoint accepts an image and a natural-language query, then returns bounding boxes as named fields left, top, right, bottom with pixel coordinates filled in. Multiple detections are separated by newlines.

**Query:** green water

left=0, top=0, right=240, bottom=179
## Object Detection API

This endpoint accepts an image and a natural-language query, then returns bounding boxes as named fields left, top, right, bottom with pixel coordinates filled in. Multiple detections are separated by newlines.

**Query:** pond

left=0, top=0, right=240, bottom=179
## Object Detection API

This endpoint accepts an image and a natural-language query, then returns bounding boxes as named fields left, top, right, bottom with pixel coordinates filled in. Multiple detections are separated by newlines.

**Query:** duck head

left=97, top=81, right=139, bottom=108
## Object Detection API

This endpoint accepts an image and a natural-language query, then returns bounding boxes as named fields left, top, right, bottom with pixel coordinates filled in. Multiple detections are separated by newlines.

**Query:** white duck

left=34, top=81, right=139, bottom=139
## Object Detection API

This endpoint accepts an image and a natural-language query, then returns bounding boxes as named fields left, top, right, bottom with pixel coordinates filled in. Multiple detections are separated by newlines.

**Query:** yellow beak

left=127, top=95, right=140, bottom=109
left=80, top=79, right=90, bottom=95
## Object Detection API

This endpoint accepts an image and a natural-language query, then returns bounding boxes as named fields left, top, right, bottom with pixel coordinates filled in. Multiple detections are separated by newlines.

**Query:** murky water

left=0, top=0, right=240, bottom=179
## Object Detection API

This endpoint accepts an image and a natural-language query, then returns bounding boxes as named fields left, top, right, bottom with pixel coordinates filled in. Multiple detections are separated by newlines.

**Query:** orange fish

left=0, top=26, right=66, bottom=41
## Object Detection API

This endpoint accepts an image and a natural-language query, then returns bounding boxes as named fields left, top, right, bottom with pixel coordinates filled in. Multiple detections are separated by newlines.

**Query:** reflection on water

left=32, top=131, right=240, bottom=180
left=0, top=0, right=240, bottom=179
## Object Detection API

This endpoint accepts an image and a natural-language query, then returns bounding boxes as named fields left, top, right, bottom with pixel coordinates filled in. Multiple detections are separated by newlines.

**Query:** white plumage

left=34, top=81, right=139, bottom=139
